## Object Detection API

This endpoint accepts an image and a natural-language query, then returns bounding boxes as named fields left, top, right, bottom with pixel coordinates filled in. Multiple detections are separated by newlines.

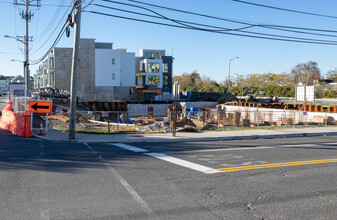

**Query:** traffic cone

left=24, top=104, right=30, bottom=116
left=39, top=122, right=44, bottom=135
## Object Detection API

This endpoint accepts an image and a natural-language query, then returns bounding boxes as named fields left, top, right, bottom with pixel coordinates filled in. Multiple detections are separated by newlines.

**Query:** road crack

left=246, top=194, right=265, bottom=219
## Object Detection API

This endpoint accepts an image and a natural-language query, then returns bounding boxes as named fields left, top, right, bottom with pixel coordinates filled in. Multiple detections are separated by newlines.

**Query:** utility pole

left=24, top=0, right=29, bottom=97
left=69, top=0, right=82, bottom=140
left=172, top=82, right=179, bottom=137
left=13, top=0, right=40, bottom=97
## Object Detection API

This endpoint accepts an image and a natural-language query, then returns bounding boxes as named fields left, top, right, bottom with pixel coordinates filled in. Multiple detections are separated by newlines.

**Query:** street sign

left=102, top=111, right=109, bottom=117
left=28, top=101, right=52, bottom=113
left=55, top=107, right=63, bottom=113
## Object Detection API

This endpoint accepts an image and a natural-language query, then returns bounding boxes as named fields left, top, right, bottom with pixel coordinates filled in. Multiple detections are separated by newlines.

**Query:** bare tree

left=291, top=61, right=321, bottom=85
left=326, top=68, right=337, bottom=82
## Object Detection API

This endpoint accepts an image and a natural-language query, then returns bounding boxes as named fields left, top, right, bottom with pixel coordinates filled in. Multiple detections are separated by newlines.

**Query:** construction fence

left=41, top=107, right=336, bottom=134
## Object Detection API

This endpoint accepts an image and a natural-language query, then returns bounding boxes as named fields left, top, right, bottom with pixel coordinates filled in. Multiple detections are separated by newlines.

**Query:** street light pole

left=228, top=57, right=239, bottom=92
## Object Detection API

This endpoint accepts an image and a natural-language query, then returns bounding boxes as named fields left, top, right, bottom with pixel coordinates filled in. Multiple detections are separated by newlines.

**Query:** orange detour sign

left=28, top=101, right=52, bottom=114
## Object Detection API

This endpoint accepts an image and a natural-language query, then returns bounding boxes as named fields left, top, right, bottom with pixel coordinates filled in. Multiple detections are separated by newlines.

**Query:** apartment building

left=135, top=49, right=173, bottom=100
left=34, top=39, right=136, bottom=100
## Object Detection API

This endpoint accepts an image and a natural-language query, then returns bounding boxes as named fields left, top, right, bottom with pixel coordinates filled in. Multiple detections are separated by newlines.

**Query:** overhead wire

left=30, top=1, right=73, bottom=55
left=29, top=4, right=76, bottom=64
left=90, top=1, right=337, bottom=45
left=97, top=0, right=337, bottom=38
left=125, top=0, right=337, bottom=34
left=92, top=3, right=337, bottom=44
left=86, top=11, right=337, bottom=45
left=81, top=0, right=95, bottom=11
left=31, top=0, right=90, bottom=64
left=99, top=0, right=215, bottom=31
left=232, top=0, right=337, bottom=19
left=34, top=0, right=69, bottom=42
left=29, top=22, right=67, bottom=64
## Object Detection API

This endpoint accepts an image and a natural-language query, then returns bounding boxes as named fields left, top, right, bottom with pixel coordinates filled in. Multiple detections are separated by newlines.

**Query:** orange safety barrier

left=0, top=101, right=32, bottom=138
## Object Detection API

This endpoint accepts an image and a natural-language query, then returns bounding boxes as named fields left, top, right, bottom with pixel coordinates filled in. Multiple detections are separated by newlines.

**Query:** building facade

left=34, top=39, right=136, bottom=100
left=135, top=49, right=173, bottom=100
left=0, top=75, right=13, bottom=94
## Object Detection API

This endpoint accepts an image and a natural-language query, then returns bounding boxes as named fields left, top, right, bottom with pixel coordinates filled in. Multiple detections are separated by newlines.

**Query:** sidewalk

left=33, top=126, right=337, bottom=143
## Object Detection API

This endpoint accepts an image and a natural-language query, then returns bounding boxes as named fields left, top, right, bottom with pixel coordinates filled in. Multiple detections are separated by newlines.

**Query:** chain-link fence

left=12, top=96, right=30, bottom=114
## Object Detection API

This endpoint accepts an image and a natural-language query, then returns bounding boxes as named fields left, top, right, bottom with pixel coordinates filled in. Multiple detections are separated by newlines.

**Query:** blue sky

left=1, top=0, right=337, bottom=83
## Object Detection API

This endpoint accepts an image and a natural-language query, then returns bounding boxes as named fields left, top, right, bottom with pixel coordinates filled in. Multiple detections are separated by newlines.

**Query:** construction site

left=18, top=90, right=337, bottom=135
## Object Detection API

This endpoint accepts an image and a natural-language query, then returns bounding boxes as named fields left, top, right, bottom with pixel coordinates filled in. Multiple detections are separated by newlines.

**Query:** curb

left=32, top=131, right=337, bottom=143
left=32, top=134, right=53, bottom=141
left=74, top=131, right=337, bottom=144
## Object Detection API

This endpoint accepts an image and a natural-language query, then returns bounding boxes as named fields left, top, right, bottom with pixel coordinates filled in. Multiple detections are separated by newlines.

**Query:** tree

left=326, top=68, right=337, bottom=82
left=291, top=61, right=321, bottom=86
left=173, top=71, right=202, bottom=91
left=199, top=76, right=219, bottom=92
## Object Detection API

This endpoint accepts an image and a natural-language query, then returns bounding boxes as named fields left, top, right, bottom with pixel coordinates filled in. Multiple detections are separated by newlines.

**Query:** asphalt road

left=0, top=129, right=337, bottom=219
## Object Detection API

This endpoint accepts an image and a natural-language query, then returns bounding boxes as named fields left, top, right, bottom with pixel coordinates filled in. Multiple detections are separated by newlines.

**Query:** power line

left=0, top=0, right=71, bottom=7
left=81, top=0, right=94, bottom=11
left=29, top=22, right=67, bottom=64
left=34, top=0, right=68, bottom=41
left=87, top=10, right=337, bottom=45
left=92, top=3, right=337, bottom=44
left=31, top=1, right=73, bottom=54
left=98, top=0, right=214, bottom=31
left=30, top=4, right=76, bottom=64
left=124, top=0, right=337, bottom=34
left=233, top=0, right=337, bottom=19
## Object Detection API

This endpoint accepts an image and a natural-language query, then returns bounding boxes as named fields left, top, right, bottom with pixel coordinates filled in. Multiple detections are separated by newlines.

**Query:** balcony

left=136, top=72, right=146, bottom=76
left=136, top=85, right=146, bottom=89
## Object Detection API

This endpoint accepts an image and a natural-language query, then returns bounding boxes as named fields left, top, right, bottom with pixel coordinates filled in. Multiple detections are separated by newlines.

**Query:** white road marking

left=110, top=143, right=149, bottom=152
left=84, top=143, right=153, bottom=215
left=159, top=144, right=329, bottom=155
left=144, top=152, right=218, bottom=174
left=241, top=161, right=253, bottom=166
left=84, top=143, right=96, bottom=152
left=161, top=146, right=274, bottom=154
left=110, top=143, right=218, bottom=174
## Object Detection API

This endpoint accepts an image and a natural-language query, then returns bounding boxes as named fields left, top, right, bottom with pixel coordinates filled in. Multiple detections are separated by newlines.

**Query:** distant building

left=10, top=75, right=24, bottom=84
left=34, top=39, right=136, bottom=100
left=135, top=49, right=173, bottom=100
left=0, top=75, right=13, bottom=94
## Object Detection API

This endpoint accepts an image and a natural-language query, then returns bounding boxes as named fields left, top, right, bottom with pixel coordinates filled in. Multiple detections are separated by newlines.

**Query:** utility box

left=9, top=83, right=25, bottom=100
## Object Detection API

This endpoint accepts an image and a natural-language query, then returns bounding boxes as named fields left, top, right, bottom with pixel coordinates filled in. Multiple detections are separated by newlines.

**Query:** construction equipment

left=37, top=88, right=69, bottom=99
left=269, top=95, right=279, bottom=103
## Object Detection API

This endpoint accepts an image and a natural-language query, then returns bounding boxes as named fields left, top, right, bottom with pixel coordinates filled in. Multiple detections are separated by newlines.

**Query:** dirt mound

left=218, top=92, right=239, bottom=103
left=197, top=92, right=238, bottom=103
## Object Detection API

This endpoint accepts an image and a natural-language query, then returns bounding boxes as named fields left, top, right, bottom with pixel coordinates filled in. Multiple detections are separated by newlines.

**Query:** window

left=148, top=76, right=160, bottom=85
left=163, top=76, right=168, bottom=85
left=50, top=72, right=54, bottom=85
left=148, top=63, right=160, bottom=73
left=144, top=52, right=160, bottom=59
left=112, top=59, right=115, bottom=65
left=112, top=73, right=115, bottom=80
left=163, top=63, right=168, bottom=73
left=49, top=57, right=54, bottom=69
